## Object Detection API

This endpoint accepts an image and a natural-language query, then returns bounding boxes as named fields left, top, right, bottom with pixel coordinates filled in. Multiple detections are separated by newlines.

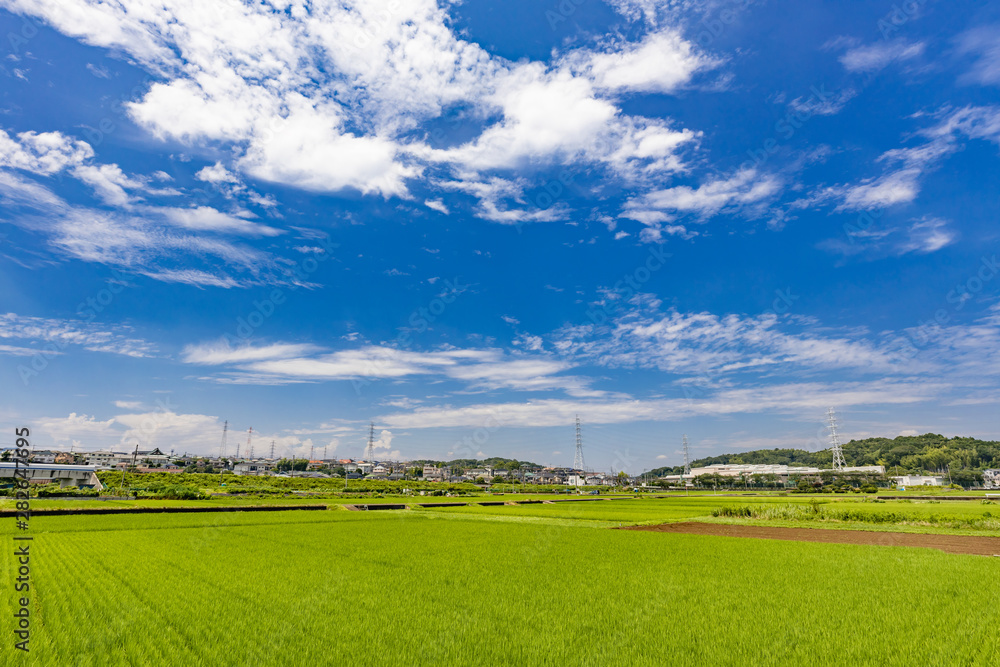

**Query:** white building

left=0, top=463, right=103, bottom=489
left=688, top=463, right=885, bottom=482
left=892, top=475, right=945, bottom=487
left=423, top=465, right=447, bottom=481
left=233, top=460, right=274, bottom=476
left=85, top=450, right=133, bottom=469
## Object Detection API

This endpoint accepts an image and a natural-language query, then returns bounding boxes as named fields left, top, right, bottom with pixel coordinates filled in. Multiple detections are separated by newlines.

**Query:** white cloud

left=897, top=216, right=955, bottom=254
left=0, top=312, right=156, bottom=358
left=817, top=106, right=1000, bottom=211
left=839, top=39, right=925, bottom=73
left=955, top=26, right=1000, bottom=86
left=552, top=303, right=918, bottom=378
left=195, top=162, right=239, bottom=183
left=181, top=340, right=323, bottom=365
left=182, top=340, right=596, bottom=394
left=424, top=199, right=449, bottom=214
left=438, top=177, right=568, bottom=225
left=623, top=168, right=781, bottom=222
left=1, top=0, right=717, bottom=224
left=788, top=88, right=857, bottom=117
left=0, top=129, right=92, bottom=174
left=159, top=206, right=282, bottom=237
left=376, top=379, right=944, bottom=429
left=71, top=163, right=147, bottom=206
left=570, top=30, right=716, bottom=94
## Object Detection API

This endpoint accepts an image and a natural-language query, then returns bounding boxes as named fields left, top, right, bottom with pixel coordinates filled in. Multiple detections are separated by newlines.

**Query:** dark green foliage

left=34, top=484, right=100, bottom=498
left=662, top=434, right=1000, bottom=475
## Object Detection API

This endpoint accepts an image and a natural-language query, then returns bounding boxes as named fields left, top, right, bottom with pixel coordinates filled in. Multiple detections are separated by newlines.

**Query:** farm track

left=625, top=521, right=1000, bottom=556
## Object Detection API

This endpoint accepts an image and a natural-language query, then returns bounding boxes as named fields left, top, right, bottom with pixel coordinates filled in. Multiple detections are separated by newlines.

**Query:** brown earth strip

left=624, top=521, right=1000, bottom=556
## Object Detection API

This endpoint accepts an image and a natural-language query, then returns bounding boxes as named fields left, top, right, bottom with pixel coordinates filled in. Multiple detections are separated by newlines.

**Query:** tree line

left=648, top=433, right=1000, bottom=480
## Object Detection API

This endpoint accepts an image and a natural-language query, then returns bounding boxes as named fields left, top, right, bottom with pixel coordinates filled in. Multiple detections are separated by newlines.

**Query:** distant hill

left=649, top=434, right=1000, bottom=481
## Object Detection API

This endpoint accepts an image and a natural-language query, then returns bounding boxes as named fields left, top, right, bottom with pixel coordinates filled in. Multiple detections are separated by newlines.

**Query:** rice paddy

left=3, top=496, right=999, bottom=665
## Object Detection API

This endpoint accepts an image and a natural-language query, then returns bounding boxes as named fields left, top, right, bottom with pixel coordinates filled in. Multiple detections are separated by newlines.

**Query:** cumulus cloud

left=2, top=0, right=718, bottom=224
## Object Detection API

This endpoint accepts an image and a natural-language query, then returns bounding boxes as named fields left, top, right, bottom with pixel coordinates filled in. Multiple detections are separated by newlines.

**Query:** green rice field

left=3, top=497, right=999, bottom=665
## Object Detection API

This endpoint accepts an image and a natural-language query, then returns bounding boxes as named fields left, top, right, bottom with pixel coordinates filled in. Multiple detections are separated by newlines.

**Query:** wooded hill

left=649, top=433, right=1000, bottom=480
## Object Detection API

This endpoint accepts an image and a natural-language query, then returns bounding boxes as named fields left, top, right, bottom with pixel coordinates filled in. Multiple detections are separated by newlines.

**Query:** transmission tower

left=219, top=420, right=228, bottom=458
left=573, top=415, right=585, bottom=471
left=827, top=408, right=846, bottom=470
left=269, top=440, right=275, bottom=460
left=310, top=444, right=315, bottom=461
left=323, top=444, right=328, bottom=461
left=238, top=426, right=251, bottom=460
left=365, top=422, right=376, bottom=462
left=682, top=434, right=691, bottom=476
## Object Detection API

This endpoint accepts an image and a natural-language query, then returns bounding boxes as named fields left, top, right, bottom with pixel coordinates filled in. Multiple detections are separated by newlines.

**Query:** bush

left=35, top=485, right=99, bottom=498
left=860, top=485, right=878, bottom=494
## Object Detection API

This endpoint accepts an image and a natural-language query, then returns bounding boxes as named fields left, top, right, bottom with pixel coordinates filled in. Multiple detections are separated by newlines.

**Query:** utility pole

left=120, top=442, right=138, bottom=496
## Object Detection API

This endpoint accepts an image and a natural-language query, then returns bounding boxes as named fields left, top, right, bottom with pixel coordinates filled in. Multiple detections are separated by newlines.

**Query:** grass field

left=2, top=499, right=999, bottom=665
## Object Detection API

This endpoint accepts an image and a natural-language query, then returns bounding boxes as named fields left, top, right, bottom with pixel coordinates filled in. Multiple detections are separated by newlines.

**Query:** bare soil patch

left=625, top=521, right=1000, bottom=556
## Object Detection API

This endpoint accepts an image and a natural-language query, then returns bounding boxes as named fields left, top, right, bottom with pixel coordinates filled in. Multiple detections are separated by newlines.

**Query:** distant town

left=4, top=445, right=999, bottom=492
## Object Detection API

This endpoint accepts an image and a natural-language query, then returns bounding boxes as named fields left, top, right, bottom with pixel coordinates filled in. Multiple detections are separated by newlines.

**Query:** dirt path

left=624, top=522, right=1000, bottom=556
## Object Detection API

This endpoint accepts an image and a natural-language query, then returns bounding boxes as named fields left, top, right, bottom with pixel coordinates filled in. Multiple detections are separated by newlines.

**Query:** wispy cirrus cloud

left=809, top=105, right=1000, bottom=212
left=0, top=312, right=157, bottom=358
left=181, top=339, right=602, bottom=396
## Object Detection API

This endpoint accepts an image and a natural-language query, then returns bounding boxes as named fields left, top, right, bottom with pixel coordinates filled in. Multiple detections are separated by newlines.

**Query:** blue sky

left=1, top=0, right=999, bottom=471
